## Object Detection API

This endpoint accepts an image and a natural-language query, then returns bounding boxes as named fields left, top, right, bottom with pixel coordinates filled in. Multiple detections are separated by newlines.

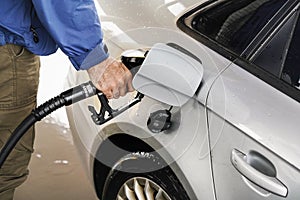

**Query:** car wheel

left=102, top=152, right=190, bottom=200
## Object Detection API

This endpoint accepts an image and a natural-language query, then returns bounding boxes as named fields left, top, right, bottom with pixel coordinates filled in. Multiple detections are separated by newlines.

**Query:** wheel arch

left=92, top=129, right=197, bottom=200
left=93, top=133, right=154, bottom=198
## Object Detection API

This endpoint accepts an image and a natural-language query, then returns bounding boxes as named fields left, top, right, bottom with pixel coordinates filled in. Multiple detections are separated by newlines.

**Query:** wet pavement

left=14, top=117, right=98, bottom=200
left=11, top=50, right=98, bottom=199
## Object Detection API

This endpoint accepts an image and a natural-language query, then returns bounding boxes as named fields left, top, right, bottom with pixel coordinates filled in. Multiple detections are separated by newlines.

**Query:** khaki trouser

left=0, top=44, right=40, bottom=200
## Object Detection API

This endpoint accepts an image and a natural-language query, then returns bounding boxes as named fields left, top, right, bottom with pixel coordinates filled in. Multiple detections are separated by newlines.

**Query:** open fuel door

left=133, top=43, right=204, bottom=107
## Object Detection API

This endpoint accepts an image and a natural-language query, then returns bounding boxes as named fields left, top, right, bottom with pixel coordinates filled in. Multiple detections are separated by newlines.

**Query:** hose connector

left=33, top=81, right=98, bottom=121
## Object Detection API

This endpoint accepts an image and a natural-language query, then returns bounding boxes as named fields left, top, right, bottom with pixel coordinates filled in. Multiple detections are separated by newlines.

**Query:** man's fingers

left=87, top=57, right=135, bottom=99
left=127, top=79, right=134, bottom=92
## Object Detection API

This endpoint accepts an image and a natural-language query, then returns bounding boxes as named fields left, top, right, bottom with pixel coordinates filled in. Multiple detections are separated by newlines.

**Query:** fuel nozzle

left=121, top=49, right=148, bottom=76
left=88, top=92, right=144, bottom=125
left=88, top=49, right=147, bottom=125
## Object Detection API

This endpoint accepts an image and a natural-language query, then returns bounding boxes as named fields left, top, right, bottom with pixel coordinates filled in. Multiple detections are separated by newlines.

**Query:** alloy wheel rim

left=117, top=177, right=171, bottom=200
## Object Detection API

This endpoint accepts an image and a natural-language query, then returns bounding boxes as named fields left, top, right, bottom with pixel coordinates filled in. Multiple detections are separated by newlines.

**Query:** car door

left=207, top=1, right=300, bottom=199
left=178, top=0, right=299, bottom=198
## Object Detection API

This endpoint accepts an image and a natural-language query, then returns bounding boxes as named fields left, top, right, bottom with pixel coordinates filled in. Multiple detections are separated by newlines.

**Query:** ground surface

left=14, top=118, right=98, bottom=200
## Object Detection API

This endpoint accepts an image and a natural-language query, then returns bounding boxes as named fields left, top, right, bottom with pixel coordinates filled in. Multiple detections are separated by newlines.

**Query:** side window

left=253, top=9, right=300, bottom=90
left=191, top=0, right=286, bottom=55
left=252, top=10, right=297, bottom=76
left=179, top=0, right=300, bottom=100
left=282, top=12, right=300, bottom=90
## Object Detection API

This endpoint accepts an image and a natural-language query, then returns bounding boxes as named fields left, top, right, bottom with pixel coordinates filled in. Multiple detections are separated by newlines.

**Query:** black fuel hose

left=0, top=81, right=98, bottom=168
left=0, top=51, right=146, bottom=169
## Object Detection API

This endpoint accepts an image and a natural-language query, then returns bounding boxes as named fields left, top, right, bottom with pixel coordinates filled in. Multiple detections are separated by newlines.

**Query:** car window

left=253, top=8, right=300, bottom=90
left=191, top=0, right=286, bottom=55
left=252, top=9, right=298, bottom=76
left=281, top=11, right=300, bottom=90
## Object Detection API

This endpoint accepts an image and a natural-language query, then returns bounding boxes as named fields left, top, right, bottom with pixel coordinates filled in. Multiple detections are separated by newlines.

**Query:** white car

left=65, top=0, right=300, bottom=199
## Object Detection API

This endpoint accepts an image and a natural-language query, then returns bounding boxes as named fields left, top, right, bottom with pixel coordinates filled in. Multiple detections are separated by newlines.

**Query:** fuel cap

left=147, top=109, right=172, bottom=133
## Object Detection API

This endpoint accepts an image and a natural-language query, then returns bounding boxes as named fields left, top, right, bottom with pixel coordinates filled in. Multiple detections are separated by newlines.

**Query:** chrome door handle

left=231, top=149, right=288, bottom=197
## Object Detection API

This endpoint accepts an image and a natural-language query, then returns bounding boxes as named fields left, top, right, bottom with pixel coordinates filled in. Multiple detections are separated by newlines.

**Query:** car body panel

left=65, top=0, right=300, bottom=199
left=65, top=1, right=232, bottom=199
left=97, top=0, right=205, bottom=30
left=209, top=63, right=300, bottom=170
left=208, top=62, right=300, bottom=199
left=65, top=36, right=230, bottom=200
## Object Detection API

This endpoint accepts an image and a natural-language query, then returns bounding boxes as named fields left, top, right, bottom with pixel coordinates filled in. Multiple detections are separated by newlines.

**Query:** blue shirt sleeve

left=32, top=0, right=109, bottom=70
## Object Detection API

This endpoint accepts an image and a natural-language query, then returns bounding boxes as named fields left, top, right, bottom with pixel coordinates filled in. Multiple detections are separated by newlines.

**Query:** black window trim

left=177, top=0, right=237, bottom=63
left=234, top=58, right=300, bottom=103
left=177, top=0, right=300, bottom=103
left=249, top=3, right=299, bottom=79
left=244, top=1, right=299, bottom=60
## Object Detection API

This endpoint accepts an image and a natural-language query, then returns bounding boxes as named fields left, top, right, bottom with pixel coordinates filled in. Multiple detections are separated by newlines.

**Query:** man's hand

left=87, top=57, right=134, bottom=99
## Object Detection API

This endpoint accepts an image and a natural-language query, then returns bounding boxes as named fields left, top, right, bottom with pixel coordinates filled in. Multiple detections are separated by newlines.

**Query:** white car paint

left=65, top=0, right=300, bottom=199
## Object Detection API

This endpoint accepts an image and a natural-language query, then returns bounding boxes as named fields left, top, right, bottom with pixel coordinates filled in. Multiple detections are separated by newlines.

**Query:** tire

left=102, top=152, right=190, bottom=200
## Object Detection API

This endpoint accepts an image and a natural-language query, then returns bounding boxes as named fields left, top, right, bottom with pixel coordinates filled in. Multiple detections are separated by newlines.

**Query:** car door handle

left=231, top=149, right=288, bottom=197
